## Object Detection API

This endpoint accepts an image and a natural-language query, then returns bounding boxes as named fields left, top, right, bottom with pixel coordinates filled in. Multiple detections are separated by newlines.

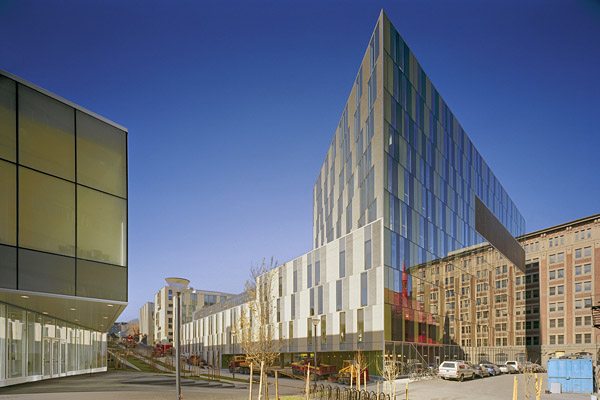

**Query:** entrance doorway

left=43, top=338, right=66, bottom=378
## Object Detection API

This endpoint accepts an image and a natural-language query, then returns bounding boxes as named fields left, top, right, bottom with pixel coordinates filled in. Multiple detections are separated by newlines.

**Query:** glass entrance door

left=43, top=338, right=64, bottom=378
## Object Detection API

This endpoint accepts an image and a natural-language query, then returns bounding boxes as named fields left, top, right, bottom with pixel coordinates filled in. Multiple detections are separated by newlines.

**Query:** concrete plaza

left=0, top=370, right=593, bottom=400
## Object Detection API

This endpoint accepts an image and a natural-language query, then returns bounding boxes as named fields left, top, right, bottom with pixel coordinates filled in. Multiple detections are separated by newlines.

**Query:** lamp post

left=166, top=277, right=190, bottom=399
left=595, top=333, right=600, bottom=393
left=312, top=317, right=320, bottom=386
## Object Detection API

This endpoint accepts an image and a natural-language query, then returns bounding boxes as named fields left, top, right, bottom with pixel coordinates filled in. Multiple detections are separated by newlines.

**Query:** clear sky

left=1, top=0, right=598, bottom=322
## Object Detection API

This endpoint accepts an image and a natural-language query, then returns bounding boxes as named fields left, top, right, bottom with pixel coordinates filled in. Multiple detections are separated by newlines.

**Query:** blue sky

left=1, top=0, right=598, bottom=321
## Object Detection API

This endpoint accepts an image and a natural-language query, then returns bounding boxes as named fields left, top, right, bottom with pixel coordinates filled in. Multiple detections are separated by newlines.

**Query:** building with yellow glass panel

left=0, top=69, right=127, bottom=386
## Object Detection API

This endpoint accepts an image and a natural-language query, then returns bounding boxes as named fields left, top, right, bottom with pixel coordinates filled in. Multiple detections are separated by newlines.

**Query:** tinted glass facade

left=379, top=14, right=525, bottom=351
left=0, top=73, right=127, bottom=302
left=0, top=70, right=127, bottom=386
left=308, top=11, right=526, bottom=364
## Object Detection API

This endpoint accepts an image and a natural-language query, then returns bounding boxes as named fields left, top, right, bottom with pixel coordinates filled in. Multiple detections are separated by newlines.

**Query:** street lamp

left=312, top=317, right=320, bottom=386
left=596, top=333, right=600, bottom=393
left=166, top=277, right=190, bottom=399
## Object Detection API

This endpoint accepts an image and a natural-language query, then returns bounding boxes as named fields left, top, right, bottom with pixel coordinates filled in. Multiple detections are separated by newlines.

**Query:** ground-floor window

left=0, top=302, right=107, bottom=385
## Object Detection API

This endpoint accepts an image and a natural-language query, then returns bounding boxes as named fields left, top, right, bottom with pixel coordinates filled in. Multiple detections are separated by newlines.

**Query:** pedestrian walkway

left=0, top=370, right=301, bottom=400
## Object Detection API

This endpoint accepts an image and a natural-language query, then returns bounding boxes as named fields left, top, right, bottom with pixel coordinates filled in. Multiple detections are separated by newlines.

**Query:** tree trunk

left=249, top=363, right=254, bottom=400
left=305, top=368, right=310, bottom=400
left=275, top=371, right=279, bottom=400
left=258, top=361, right=264, bottom=400
left=265, top=369, right=269, bottom=400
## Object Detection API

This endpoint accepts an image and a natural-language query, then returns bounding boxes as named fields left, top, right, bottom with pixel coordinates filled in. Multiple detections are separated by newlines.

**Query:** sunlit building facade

left=180, top=11, right=535, bottom=373
left=153, top=286, right=233, bottom=346
left=0, top=70, right=128, bottom=386
left=406, top=214, right=599, bottom=366
left=139, top=302, right=154, bottom=346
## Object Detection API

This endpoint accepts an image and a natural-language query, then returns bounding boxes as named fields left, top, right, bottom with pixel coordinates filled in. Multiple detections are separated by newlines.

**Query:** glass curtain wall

left=27, top=312, right=42, bottom=376
left=0, top=302, right=107, bottom=383
left=0, top=75, right=128, bottom=303
left=381, top=16, right=525, bottom=363
left=0, top=304, right=5, bottom=379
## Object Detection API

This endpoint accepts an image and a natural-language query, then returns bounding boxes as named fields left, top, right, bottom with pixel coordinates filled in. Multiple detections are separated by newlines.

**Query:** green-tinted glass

left=0, top=76, right=16, bottom=162
left=18, top=85, right=75, bottom=180
left=76, top=111, right=126, bottom=198
left=77, top=185, right=126, bottom=266
left=76, top=259, right=126, bottom=301
left=0, top=160, right=16, bottom=245
left=18, top=248, right=75, bottom=295
left=19, top=167, right=75, bottom=256
left=0, top=244, right=17, bottom=289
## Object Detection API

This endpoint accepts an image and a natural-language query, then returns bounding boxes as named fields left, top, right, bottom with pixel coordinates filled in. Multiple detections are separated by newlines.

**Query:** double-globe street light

left=166, top=277, right=190, bottom=399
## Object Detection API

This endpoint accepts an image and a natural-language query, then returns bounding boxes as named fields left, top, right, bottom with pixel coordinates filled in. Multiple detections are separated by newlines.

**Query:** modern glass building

left=0, top=70, right=128, bottom=386
left=182, top=10, right=531, bottom=373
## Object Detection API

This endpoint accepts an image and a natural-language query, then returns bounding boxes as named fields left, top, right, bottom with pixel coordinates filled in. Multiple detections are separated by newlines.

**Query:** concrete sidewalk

left=0, top=370, right=304, bottom=400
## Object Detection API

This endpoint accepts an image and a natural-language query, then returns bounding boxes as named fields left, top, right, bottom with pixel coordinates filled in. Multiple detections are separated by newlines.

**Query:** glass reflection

left=0, top=304, right=5, bottom=379
left=18, top=85, right=75, bottom=181
left=76, top=260, right=126, bottom=301
left=27, top=312, right=42, bottom=376
left=0, top=244, right=17, bottom=290
left=19, top=167, right=75, bottom=256
left=18, top=249, right=75, bottom=296
left=0, top=76, right=16, bottom=162
left=77, top=186, right=126, bottom=266
left=0, top=160, right=16, bottom=245
left=7, top=306, right=26, bottom=378
left=76, top=111, right=126, bottom=198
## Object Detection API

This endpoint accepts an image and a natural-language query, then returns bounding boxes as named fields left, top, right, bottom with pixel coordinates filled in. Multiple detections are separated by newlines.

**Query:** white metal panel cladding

left=182, top=220, right=385, bottom=356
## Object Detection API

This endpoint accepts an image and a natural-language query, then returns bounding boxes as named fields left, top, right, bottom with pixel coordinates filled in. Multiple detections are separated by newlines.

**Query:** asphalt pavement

left=0, top=370, right=596, bottom=400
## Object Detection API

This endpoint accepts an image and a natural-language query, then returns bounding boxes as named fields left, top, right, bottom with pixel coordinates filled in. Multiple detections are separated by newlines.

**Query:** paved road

left=398, top=373, right=591, bottom=400
left=0, top=370, right=594, bottom=399
left=0, top=371, right=303, bottom=400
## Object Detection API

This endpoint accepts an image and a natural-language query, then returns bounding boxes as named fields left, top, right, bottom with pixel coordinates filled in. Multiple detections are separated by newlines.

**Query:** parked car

left=495, top=364, right=507, bottom=374
left=531, top=363, right=545, bottom=373
left=468, top=362, right=490, bottom=378
left=505, top=361, right=521, bottom=373
left=438, top=361, right=474, bottom=382
left=522, top=362, right=545, bottom=373
left=499, top=364, right=517, bottom=374
left=480, top=363, right=500, bottom=376
left=187, top=355, right=206, bottom=366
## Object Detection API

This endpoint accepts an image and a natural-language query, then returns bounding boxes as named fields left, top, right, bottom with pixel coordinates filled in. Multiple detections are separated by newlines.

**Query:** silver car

left=481, top=363, right=500, bottom=376
left=469, top=362, right=490, bottom=378
left=438, top=361, right=474, bottom=382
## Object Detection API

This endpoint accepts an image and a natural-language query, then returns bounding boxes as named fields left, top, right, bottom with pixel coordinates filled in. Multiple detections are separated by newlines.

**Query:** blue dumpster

left=547, top=358, right=593, bottom=393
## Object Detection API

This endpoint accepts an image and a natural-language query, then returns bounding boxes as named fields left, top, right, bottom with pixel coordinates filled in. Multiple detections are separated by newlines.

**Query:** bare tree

left=353, top=349, right=367, bottom=391
left=378, top=352, right=400, bottom=399
left=236, top=258, right=281, bottom=400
